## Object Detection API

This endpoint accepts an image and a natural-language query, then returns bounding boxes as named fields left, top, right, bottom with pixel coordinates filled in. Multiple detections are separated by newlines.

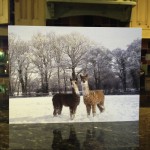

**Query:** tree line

left=9, top=32, right=141, bottom=96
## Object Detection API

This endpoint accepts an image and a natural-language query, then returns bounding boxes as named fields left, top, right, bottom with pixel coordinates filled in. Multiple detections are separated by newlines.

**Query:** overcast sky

left=9, top=26, right=141, bottom=51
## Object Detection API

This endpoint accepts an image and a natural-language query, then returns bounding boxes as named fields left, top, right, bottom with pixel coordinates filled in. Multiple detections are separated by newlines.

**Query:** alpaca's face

left=70, top=79, right=80, bottom=95
left=71, top=80, right=78, bottom=87
left=80, top=74, right=88, bottom=84
left=80, top=74, right=89, bottom=95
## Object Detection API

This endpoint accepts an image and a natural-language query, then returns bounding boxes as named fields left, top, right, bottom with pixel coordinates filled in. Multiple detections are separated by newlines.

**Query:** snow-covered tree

left=126, top=39, right=141, bottom=90
left=30, top=32, right=54, bottom=94
left=112, top=39, right=141, bottom=92
left=85, top=47, right=112, bottom=89
left=9, top=34, right=31, bottom=95
left=62, top=32, right=91, bottom=79
left=112, top=48, right=127, bottom=92
left=9, top=33, right=17, bottom=95
left=52, top=35, right=65, bottom=93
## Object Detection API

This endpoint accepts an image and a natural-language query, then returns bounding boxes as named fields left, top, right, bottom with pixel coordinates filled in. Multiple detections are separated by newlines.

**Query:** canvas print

left=9, top=26, right=141, bottom=124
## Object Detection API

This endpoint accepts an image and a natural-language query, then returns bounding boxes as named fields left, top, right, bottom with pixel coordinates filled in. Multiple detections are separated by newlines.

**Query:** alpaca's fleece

left=83, top=90, right=104, bottom=105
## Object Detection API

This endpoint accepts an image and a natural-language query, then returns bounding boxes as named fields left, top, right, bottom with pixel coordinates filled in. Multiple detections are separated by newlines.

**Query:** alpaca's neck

left=81, top=81, right=90, bottom=96
left=72, top=86, right=80, bottom=95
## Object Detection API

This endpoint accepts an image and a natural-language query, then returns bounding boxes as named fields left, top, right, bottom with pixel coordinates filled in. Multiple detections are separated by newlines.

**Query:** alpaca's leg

left=58, top=105, right=62, bottom=115
left=72, top=106, right=77, bottom=120
left=53, top=108, right=57, bottom=116
left=53, top=105, right=62, bottom=116
left=71, top=113, right=75, bottom=120
left=97, top=103, right=105, bottom=113
left=100, top=99, right=105, bottom=112
left=100, top=105, right=105, bottom=112
left=70, top=107, right=74, bottom=120
left=92, top=105, right=96, bottom=117
left=86, top=104, right=91, bottom=116
left=74, top=105, right=78, bottom=114
left=97, top=104, right=101, bottom=112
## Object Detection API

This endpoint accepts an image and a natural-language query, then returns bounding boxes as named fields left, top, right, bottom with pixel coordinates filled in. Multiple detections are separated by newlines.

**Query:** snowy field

left=9, top=95, right=139, bottom=124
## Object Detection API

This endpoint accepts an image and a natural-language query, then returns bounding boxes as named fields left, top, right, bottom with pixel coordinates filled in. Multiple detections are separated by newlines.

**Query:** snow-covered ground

left=9, top=95, right=139, bottom=124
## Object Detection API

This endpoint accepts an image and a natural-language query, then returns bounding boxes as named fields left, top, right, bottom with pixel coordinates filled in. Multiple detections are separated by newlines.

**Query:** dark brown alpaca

left=52, top=78, right=80, bottom=120
left=80, top=74, right=105, bottom=117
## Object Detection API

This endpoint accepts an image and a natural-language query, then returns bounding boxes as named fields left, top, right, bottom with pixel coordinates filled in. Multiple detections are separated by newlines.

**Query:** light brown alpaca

left=80, top=74, right=105, bottom=117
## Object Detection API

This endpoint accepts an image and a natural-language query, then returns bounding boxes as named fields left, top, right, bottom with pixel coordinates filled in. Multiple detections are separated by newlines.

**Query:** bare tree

left=85, top=47, right=112, bottom=89
left=112, top=48, right=127, bottom=92
left=9, top=33, right=32, bottom=96
left=126, top=39, right=141, bottom=90
left=30, top=32, right=54, bottom=94
left=8, top=33, right=17, bottom=96
left=52, top=36, right=65, bottom=93
left=62, top=32, right=91, bottom=79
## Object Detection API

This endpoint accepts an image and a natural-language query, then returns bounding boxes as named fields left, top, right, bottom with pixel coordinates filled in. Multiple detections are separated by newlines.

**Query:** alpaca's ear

left=85, top=74, right=88, bottom=77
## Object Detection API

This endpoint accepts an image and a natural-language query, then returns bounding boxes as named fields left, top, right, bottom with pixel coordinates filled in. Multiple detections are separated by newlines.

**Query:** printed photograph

left=9, top=26, right=141, bottom=124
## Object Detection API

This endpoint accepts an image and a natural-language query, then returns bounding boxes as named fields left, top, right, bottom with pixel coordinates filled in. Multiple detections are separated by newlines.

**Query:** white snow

left=9, top=95, right=139, bottom=124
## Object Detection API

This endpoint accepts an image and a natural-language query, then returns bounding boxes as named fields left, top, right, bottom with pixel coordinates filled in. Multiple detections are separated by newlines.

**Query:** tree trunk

left=119, top=59, right=127, bottom=92
left=24, top=68, right=28, bottom=96
left=58, top=66, right=61, bottom=93
left=72, top=67, right=76, bottom=79
left=44, top=71, right=49, bottom=94
left=14, top=77, right=19, bottom=96
left=18, top=69, right=25, bottom=96
left=98, top=75, right=102, bottom=89
left=63, top=69, right=67, bottom=93
left=41, top=72, right=44, bottom=92
left=94, top=69, right=98, bottom=89
left=122, top=62, right=126, bottom=92
left=9, top=80, right=12, bottom=96
left=123, top=77, right=126, bottom=92
left=98, top=67, right=102, bottom=89
left=17, top=82, right=20, bottom=96
left=9, top=66, right=13, bottom=96
left=130, top=69, right=139, bottom=90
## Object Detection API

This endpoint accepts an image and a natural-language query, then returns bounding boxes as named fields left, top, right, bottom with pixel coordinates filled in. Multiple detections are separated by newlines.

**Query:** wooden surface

left=47, top=0, right=136, bottom=5
left=0, top=0, right=9, bottom=24
left=130, top=0, right=150, bottom=38
left=14, top=0, right=46, bottom=25
left=0, top=27, right=8, bottom=36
